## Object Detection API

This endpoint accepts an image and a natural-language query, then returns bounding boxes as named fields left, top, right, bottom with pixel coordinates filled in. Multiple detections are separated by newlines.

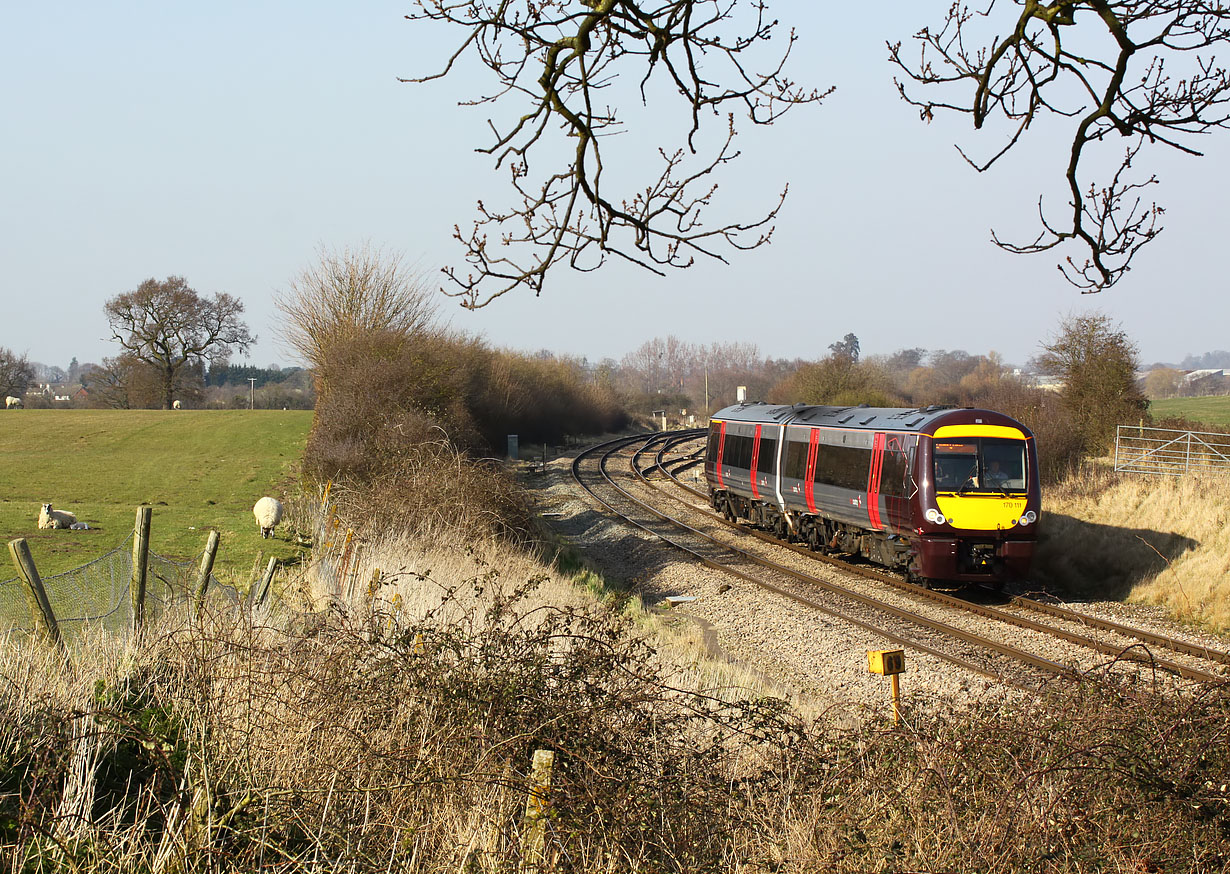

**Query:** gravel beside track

left=522, top=435, right=1230, bottom=717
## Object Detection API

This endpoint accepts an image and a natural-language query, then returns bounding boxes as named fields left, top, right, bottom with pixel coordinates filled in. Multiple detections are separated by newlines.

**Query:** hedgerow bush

left=303, top=326, right=626, bottom=539
left=6, top=591, right=1230, bottom=873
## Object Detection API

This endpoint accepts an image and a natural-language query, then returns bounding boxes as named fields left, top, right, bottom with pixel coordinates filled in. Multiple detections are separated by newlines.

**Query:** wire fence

left=0, top=533, right=243, bottom=643
left=1, top=489, right=366, bottom=645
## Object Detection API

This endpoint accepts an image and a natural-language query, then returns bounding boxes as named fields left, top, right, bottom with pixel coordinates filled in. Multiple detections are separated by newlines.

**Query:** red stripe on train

left=868, top=432, right=885, bottom=530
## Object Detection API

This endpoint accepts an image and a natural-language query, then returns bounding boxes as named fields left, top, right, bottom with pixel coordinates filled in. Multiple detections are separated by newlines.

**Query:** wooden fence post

left=255, top=557, right=278, bottom=606
left=7, top=538, right=64, bottom=650
left=520, top=749, right=555, bottom=874
left=194, top=529, right=220, bottom=614
left=131, top=505, right=151, bottom=635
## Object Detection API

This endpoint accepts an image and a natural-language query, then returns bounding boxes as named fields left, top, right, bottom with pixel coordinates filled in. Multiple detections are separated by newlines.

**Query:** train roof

left=710, top=402, right=1032, bottom=436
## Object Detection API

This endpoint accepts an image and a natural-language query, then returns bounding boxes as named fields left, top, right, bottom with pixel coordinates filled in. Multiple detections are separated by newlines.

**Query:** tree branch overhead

left=402, top=0, right=830, bottom=308
left=891, top=0, right=1230, bottom=292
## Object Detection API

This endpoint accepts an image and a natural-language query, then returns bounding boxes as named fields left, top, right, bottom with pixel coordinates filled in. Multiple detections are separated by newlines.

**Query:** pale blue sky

left=3, top=3, right=1225, bottom=371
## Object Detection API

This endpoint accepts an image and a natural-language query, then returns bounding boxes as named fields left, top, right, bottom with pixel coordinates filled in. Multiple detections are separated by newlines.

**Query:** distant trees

left=616, top=336, right=773, bottom=416
left=1181, top=350, right=1230, bottom=370
left=1035, top=313, right=1147, bottom=454
left=828, top=333, right=860, bottom=363
left=1144, top=367, right=1185, bottom=399
left=104, top=276, right=254, bottom=410
left=85, top=355, right=205, bottom=410
left=770, top=334, right=892, bottom=406
left=0, top=347, right=34, bottom=398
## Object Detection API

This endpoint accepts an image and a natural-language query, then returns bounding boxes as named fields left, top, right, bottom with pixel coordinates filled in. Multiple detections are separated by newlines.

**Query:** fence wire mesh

left=0, top=534, right=243, bottom=642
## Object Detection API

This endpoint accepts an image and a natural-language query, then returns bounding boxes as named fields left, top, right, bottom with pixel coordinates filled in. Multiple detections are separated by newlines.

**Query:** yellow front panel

left=932, top=424, right=1027, bottom=440
left=936, top=495, right=1027, bottom=531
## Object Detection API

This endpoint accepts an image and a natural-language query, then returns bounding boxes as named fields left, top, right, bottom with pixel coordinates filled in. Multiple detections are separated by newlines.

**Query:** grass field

left=1148, top=395, right=1230, bottom=427
left=0, top=409, right=313, bottom=583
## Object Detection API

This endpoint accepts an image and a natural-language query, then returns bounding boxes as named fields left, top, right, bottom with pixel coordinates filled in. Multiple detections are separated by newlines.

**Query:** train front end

left=911, top=414, right=1041, bottom=585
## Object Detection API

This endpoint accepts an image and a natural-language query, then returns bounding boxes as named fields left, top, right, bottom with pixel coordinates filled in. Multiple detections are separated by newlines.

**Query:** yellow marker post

left=868, top=649, right=906, bottom=724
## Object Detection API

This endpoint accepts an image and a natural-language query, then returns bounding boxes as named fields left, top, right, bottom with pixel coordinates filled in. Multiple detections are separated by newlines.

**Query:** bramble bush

left=5, top=585, right=1230, bottom=872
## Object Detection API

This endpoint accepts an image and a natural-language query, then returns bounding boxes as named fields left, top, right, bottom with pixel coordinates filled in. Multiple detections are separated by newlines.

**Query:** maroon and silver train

left=704, top=402, right=1041, bottom=585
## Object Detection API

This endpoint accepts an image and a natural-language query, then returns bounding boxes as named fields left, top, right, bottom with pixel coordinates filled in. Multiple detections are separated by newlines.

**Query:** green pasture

left=0, top=410, right=313, bottom=583
left=1149, top=396, right=1230, bottom=428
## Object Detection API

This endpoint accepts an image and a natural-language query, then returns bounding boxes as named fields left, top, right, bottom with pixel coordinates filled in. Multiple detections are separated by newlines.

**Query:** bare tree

left=402, top=0, right=828, bottom=308
left=891, top=2, right=1230, bottom=291
left=275, top=244, right=438, bottom=396
left=0, top=347, right=34, bottom=398
left=104, top=276, right=254, bottom=410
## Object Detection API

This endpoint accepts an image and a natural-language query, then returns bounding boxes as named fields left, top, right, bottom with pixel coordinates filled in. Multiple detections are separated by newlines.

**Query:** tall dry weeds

left=1035, top=460, right=1230, bottom=630
left=7, top=483, right=1230, bottom=871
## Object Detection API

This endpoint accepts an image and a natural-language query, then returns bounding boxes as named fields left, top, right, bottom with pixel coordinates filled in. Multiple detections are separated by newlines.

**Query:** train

left=703, top=402, right=1041, bottom=586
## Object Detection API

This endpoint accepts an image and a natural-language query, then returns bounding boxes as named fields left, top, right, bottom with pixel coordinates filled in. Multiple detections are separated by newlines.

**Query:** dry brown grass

left=6, top=522, right=1230, bottom=871
left=1035, top=459, right=1230, bottom=630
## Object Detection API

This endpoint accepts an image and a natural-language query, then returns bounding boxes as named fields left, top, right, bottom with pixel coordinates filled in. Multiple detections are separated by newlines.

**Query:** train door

left=879, top=433, right=915, bottom=531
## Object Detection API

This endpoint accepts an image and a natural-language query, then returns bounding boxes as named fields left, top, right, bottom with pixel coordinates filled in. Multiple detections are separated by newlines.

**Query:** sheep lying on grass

left=38, top=503, right=77, bottom=530
left=253, top=497, right=284, bottom=539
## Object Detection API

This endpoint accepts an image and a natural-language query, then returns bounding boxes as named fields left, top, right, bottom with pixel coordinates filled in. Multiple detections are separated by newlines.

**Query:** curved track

left=570, top=431, right=1229, bottom=691
left=640, top=432, right=1230, bottom=684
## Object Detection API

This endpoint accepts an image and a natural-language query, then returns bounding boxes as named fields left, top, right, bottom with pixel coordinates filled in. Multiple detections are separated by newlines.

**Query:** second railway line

left=548, top=430, right=1230, bottom=711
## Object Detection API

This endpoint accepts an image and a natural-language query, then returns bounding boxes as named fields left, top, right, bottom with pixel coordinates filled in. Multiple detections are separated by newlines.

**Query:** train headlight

left=924, top=508, right=946, bottom=525
left=1018, top=510, right=1037, bottom=527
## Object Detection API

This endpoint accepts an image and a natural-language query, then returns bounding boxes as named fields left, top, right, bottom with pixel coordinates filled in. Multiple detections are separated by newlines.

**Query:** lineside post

left=868, top=649, right=906, bottom=725
left=520, top=748, right=555, bottom=874
left=131, top=506, right=152, bottom=635
left=7, top=538, right=64, bottom=650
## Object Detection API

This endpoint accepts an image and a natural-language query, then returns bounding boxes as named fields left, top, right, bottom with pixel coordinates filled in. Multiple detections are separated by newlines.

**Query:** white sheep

left=5, top=396, right=22, bottom=409
left=253, top=496, right=284, bottom=539
left=38, top=503, right=77, bottom=530
left=172, top=399, right=182, bottom=409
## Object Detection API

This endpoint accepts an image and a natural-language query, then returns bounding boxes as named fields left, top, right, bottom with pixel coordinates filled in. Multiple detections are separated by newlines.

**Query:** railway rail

left=570, top=431, right=1229, bottom=693
left=640, top=432, right=1230, bottom=682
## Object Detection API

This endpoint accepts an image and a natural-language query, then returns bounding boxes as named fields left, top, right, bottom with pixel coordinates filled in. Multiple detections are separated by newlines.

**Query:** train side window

left=736, top=435, right=754, bottom=469
left=724, top=433, right=754, bottom=469
left=757, top=437, right=778, bottom=474
left=784, top=439, right=808, bottom=479
left=816, top=444, right=871, bottom=490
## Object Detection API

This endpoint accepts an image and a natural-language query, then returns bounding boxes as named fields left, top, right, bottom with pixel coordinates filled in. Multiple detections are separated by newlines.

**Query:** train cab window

left=934, top=438, right=1026, bottom=493
left=982, top=439, right=1027, bottom=491
left=934, top=441, right=978, bottom=491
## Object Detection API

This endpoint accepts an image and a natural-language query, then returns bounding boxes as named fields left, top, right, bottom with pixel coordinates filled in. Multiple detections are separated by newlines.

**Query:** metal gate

left=1114, top=425, right=1230, bottom=477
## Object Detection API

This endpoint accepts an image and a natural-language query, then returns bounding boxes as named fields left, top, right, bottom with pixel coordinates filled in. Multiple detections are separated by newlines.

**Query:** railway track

left=570, top=431, right=1230, bottom=693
